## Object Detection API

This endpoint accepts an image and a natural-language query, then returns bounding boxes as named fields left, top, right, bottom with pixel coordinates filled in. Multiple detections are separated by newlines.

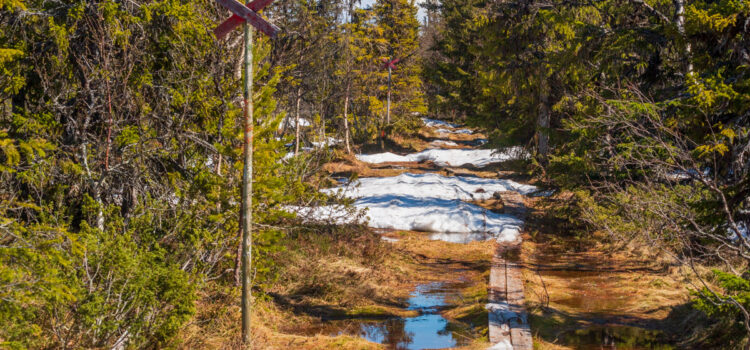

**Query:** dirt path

left=330, top=119, right=535, bottom=349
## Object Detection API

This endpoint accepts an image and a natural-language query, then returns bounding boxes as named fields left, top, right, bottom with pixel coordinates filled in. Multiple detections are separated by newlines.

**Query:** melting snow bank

left=282, top=137, right=343, bottom=160
left=430, top=140, right=458, bottom=147
left=289, top=173, right=537, bottom=242
left=288, top=196, right=523, bottom=241
left=422, top=117, right=461, bottom=129
left=422, top=117, right=475, bottom=134
left=322, top=172, right=538, bottom=200
left=436, top=127, right=473, bottom=134
left=356, top=147, right=525, bottom=168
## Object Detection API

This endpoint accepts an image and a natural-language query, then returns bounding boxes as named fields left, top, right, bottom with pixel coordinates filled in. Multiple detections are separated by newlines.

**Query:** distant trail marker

left=378, top=56, right=400, bottom=149
left=380, top=57, right=400, bottom=126
left=213, top=0, right=279, bottom=347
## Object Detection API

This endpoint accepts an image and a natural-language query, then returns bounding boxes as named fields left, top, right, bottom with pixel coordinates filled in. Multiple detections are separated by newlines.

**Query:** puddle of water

left=316, top=282, right=474, bottom=349
left=558, top=326, right=675, bottom=350
left=536, top=257, right=634, bottom=314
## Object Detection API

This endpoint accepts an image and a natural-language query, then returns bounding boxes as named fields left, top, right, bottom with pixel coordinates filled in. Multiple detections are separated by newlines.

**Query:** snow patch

left=486, top=302, right=527, bottom=349
left=665, top=168, right=711, bottom=181
left=282, top=138, right=342, bottom=160
left=288, top=196, right=523, bottom=240
left=422, top=117, right=461, bottom=129
left=356, top=147, right=524, bottom=168
left=430, top=140, right=459, bottom=147
left=529, top=189, right=555, bottom=197
left=435, top=127, right=474, bottom=135
left=487, top=340, right=514, bottom=350
left=277, top=117, right=311, bottom=130
left=322, top=172, right=538, bottom=200
left=290, top=173, right=535, bottom=242
left=311, top=137, right=342, bottom=148
left=423, top=117, right=474, bottom=134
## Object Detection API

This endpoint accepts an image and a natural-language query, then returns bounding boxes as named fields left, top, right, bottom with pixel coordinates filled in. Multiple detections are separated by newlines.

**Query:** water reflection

left=559, top=326, right=675, bottom=350
left=330, top=282, right=474, bottom=349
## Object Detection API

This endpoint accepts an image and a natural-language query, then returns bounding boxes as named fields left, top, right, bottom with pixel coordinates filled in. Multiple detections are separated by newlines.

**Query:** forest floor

left=181, top=231, right=494, bottom=349
left=521, top=195, right=706, bottom=349
left=177, top=121, right=703, bottom=349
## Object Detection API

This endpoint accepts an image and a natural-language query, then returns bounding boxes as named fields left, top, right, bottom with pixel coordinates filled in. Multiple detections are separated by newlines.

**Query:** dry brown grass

left=178, top=230, right=498, bottom=349
left=178, top=123, right=514, bottom=349
left=520, top=195, right=705, bottom=348
left=180, top=296, right=384, bottom=350
left=417, top=127, right=487, bottom=143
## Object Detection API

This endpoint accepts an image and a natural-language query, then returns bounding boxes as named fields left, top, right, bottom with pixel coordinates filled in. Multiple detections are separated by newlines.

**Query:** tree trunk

left=674, top=0, right=693, bottom=74
left=343, top=82, right=352, bottom=154
left=537, top=90, right=550, bottom=168
left=294, top=86, right=302, bottom=156
left=386, top=66, right=392, bottom=125
left=319, top=104, right=325, bottom=146
left=81, top=113, right=105, bottom=232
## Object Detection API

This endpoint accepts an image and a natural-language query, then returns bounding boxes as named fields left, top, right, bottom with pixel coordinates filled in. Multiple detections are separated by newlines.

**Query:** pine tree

left=373, top=0, right=426, bottom=135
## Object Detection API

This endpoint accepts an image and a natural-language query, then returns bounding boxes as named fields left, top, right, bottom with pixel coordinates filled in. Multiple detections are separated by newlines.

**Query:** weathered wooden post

left=212, top=1, right=279, bottom=347
left=380, top=57, right=400, bottom=149
left=381, top=57, right=400, bottom=125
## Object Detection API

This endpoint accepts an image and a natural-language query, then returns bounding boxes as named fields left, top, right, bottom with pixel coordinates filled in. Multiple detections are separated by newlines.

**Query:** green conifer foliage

left=426, top=0, right=750, bottom=342
left=0, top=0, right=308, bottom=347
left=373, top=0, right=426, bottom=134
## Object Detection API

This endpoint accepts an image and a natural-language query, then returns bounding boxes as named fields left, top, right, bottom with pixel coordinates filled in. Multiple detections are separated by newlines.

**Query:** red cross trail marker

left=214, top=0, right=275, bottom=39
left=213, top=0, right=279, bottom=347
left=214, top=0, right=279, bottom=38
left=380, top=57, right=401, bottom=130
left=381, top=57, right=400, bottom=70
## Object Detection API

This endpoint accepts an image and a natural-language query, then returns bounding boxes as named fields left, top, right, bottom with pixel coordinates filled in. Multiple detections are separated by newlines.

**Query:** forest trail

left=334, top=118, right=537, bottom=349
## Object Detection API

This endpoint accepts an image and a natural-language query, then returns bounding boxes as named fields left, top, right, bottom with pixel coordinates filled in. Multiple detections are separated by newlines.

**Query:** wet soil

left=522, top=224, right=689, bottom=349
left=557, top=326, right=675, bottom=350
left=305, top=281, right=478, bottom=349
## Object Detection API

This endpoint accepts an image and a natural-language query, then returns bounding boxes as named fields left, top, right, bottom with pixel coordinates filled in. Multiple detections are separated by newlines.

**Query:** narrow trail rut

left=336, top=119, right=536, bottom=349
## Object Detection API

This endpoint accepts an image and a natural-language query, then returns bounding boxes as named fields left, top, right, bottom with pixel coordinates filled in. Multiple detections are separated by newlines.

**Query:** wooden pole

left=294, top=86, right=301, bottom=156
left=386, top=65, right=392, bottom=125
left=241, top=22, right=254, bottom=348
left=343, top=82, right=352, bottom=154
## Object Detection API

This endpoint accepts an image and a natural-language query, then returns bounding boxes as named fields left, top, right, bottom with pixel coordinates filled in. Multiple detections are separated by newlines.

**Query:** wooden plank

left=215, top=0, right=279, bottom=38
left=488, top=243, right=532, bottom=349
left=488, top=191, right=532, bottom=349
left=488, top=255, right=508, bottom=344
left=214, top=0, right=275, bottom=39
left=506, top=259, right=533, bottom=348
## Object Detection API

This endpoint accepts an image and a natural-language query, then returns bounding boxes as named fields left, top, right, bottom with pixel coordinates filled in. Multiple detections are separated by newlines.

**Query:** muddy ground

left=177, top=125, right=702, bottom=349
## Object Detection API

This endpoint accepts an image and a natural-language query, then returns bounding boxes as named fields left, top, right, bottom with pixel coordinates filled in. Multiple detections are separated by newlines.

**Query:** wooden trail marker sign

left=380, top=57, right=401, bottom=139
left=212, top=0, right=279, bottom=347
left=381, top=57, right=400, bottom=70
left=214, top=0, right=279, bottom=39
